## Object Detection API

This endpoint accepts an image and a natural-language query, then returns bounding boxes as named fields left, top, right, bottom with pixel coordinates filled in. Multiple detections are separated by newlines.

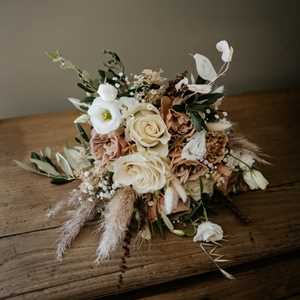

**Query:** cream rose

left=125, top=103, right=170, bottom=155
left=112, top=152, right=169, bottom=194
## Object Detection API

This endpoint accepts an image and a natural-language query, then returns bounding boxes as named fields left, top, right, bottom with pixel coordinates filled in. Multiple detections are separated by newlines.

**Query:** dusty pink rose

left=166, top=110, right=195, bottom=138
left=90, top=129, right=129, bottom=165
left=170, top=142, right=208, bottom=183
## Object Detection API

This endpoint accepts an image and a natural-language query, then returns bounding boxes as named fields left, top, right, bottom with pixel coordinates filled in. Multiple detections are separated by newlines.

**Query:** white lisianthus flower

left=113, top=152, right=169, bottom=194
left=125, top=103, right=170, bottom=156
left=97, top=83, right=118, bottom=101
left=206, top=119, right=232, bottom=132
left=216, top=40, right=233, bottom=63
left=119, top=96, right=138, bottom=113
left=243, top=169, right=269, bottom=190
left=193, top=221, right=223, bottom=243
left=181, top=131, right=206, bottom=161
left=88, top=97, right=122, bottom=134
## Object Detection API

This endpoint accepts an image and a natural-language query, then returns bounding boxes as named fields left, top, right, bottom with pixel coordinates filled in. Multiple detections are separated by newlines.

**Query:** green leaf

left=74, top=114, right=89, bottom=124
left=68, top=98, right=89, bottom=112
left=44, top=147, right=52, bottom=159
left=193, top=93, right=223, bottom=105
left=55, top=153, right=74, bottom=177
left=30, top=158, right=60, bottom=176
left=46, top=50, right=60, bottom=61
left=51, top=176, right=74, bottom=185
left=14, top=160, right=41, bottom=175
left=189, top=111, right=207, bottom=131
left=77, top=83, right=95, bottom=93
left=98, top=69, right=106, bottom=82
left=75, top=124, right=90, bottom=143
left=173, top=104, right=186, bottom=112
left=159, top=210, right=174, bottom=231
left=31, top=152, right=41, bottom=160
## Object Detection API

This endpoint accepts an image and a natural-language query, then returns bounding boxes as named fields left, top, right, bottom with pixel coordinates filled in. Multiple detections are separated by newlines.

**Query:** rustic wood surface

left=0, top=90, right=300, bottom=300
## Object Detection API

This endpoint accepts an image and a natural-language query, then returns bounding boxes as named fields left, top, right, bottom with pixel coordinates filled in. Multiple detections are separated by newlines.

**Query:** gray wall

left=0, top=0, right=299, bottom=119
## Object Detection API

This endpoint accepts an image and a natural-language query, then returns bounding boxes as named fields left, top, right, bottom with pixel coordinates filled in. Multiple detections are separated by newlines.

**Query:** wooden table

left=1, top=90, right=300, bottom=300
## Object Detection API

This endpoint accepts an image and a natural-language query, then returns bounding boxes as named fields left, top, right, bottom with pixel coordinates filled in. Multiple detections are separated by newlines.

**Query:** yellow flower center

left=102, top=110, right=112, bottom=121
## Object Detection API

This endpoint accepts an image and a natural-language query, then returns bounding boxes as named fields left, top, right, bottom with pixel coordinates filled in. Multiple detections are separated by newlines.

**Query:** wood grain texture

left=103, top=252, right=300, bottom=300
left=0, top=90, right=300, bottom=299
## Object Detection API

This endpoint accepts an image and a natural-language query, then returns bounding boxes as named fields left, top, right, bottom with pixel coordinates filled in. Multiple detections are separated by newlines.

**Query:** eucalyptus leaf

left=56, top=153, right=74, bottom=177
left=74, top=114, right=89, bottom=124
left=44, top=147, right=52, bottom=159
left=68, top=98, right=89, bottom=112
left=160, top=210, right=174, bottom=231
left=172, top=229, right=185, bottom=236
left=189, top=111, right=207, bottom=131
left=51, top=176, right=74, bottom=185
left=14, top=160, right=41, bottom=175
left=30, top=158, right=60, bottom=177
left=75, top=124, right=90, bottom=143
left=64, top=147, right=91, bottom=170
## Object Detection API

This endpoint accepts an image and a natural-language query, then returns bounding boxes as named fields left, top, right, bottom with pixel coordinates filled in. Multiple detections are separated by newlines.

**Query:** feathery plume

left=96, top=187, right=136, bottom=263
left=56, top=198, right=95, bottom=260
left=228, top=134, right=270, bottom=165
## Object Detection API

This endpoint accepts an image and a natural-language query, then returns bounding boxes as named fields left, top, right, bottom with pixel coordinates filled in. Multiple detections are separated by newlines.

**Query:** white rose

left=193, top=221, right=223, bottom=243
left=125, top=103, right=170, bottom=155
left=243, top=169, right=269, bottom=190
left=181, top=131, right=206, bottom=161
left=88, top=97, right=122, bottom=134
left=97, top=83, right=118, bottom=102
left=113, top=152, right=169, bottom=194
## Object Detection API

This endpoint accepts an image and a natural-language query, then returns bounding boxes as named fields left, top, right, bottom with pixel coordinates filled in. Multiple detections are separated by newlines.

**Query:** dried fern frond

left=96, top=187, right=136, bottom=263
left=56, top=197, right=95, bottom=260
left=200, top=243, right=235, bottom=280
left=228, top=134, right=270, bottom=165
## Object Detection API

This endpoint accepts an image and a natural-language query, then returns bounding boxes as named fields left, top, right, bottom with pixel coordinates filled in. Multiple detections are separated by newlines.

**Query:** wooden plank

left=0, top=90, right=300, bottom=299
left=103, top=252, right=300, bottom=300
left=0, top=182, right=300, bottom=299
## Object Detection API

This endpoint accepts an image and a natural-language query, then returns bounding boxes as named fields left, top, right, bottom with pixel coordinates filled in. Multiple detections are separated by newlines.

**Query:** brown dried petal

left=205, top=132, right=228, bottom=164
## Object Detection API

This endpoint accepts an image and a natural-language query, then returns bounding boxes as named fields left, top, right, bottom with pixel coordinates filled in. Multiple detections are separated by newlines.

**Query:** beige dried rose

left=212, top=164, right=232, bottom=195
left=170, top=143, right=208, bottom=183
left=90, top=129, right=129, bottom=165
left=125, top=103, right=170, bottom=155
left=112, top=152, right=169, bottom=194
left=166, top=109, right=195, bottom=138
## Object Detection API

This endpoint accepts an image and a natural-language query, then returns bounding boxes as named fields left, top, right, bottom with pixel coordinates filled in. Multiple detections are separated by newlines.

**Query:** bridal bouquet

left=16, top=40, right=268, bottom=280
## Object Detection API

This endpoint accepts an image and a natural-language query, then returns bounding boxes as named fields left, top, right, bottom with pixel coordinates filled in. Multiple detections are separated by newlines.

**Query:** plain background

left=0, top=0, right=299, bottom=119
